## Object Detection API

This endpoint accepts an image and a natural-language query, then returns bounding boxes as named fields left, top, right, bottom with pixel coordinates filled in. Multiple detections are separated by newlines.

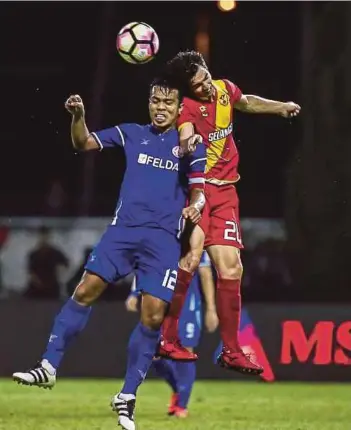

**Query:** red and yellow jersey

left=177, top=79, right=242, bottom=185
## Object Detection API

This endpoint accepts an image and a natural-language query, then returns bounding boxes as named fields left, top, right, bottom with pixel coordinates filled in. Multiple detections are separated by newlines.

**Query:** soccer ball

left=116, top=22, right=160, bottom=64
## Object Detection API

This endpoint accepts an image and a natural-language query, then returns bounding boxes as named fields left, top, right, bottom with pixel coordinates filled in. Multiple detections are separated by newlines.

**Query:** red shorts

left=199, top=183, right=243, bottom=249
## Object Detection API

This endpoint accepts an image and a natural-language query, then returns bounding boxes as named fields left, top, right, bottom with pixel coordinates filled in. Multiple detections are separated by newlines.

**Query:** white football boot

left=13, top=359, right=56, bottom=389
left=111, top=392, right=136, bottom=430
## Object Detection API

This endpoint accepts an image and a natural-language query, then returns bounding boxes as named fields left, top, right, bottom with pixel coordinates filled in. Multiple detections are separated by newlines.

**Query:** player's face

left=149, top=86, right=181, bottom=131
left=190, top=66, right=213, bottom=101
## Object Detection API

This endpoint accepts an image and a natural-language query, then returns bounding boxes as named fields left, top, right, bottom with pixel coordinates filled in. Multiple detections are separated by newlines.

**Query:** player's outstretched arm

left=65, top=94, right=100, bottom=151
left=234, top=94, right=301, bottom=118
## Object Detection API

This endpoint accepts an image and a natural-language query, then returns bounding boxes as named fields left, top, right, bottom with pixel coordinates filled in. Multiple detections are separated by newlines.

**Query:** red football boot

left=157, top=337, right=198, bottom=362
left=167, top=393, right=179, bottom=416
left=174, top=406, right=188, bottom=418
left=217, top=347, right=263, bottom=375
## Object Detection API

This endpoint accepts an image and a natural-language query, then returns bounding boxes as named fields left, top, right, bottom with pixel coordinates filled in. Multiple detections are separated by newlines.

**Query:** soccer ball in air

left=116, top=22, right=160, bottom=64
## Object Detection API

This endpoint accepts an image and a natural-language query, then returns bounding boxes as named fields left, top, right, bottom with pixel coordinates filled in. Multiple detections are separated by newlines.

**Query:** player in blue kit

left=125, top=251, right=218, bottom=418
left=13, top=74, right=206, bottom=430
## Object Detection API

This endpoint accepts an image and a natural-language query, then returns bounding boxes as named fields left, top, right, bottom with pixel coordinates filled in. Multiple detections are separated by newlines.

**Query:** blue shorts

left=178, top=273, right=203, bottom=348
left=85, top=225, right=180, bottom=303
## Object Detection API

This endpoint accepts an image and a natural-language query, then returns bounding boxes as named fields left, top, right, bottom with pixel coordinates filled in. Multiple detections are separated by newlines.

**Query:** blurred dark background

left=1, top=1, right=350, bottom=301
left=0, top=1, right=301, bottom=217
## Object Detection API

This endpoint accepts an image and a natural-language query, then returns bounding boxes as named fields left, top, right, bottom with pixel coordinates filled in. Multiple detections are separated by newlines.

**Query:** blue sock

left=42, top=298, right=92, bottom=369
left=175, top=361, right=196, bottom=409
left=122, top=322, right=160, bottom=395
left=152, top=359, right=178, bottom=393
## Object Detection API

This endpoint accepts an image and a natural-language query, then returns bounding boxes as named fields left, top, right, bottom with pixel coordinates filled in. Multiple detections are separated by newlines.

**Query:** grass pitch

left=0, top=379, right=349, bottom=430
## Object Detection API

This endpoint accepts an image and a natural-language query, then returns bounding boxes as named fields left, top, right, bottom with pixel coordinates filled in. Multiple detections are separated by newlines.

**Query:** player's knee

left=141, top=309, right=165, bottom=330
left=218, top=261, right=243, bottom=280
left=179, top=251, right=201, bottom=273
left=72, top=273, right=106, bottom=306
left=72, top=283, right=93, bottom=305
left=142, top=311, right=164, bottom=330
left=141, top=294, right=167, bottom=330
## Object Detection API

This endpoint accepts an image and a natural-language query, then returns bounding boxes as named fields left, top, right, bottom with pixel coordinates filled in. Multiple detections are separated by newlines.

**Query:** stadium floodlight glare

left=217, top=0, right=236, bottom=12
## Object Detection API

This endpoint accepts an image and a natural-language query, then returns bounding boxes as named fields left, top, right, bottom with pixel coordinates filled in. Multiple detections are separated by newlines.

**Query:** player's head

left=149, top=73, right=183, bottom=132
left=166, top=50, right=213, bottom=101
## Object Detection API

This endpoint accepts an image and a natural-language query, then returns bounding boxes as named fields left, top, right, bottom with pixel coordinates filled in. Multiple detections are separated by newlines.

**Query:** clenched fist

left=125, top=295, right=139, bottom=313
left=179, top=134, right=203, bottom=156
left=65, top=94, right=85, bottom=117
left=280, top=102, right=301, bottom=118
left=182, top=205, right=202, bottom=224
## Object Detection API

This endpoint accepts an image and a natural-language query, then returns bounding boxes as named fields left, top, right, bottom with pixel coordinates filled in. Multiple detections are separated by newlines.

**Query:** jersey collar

left=149, top=124, right=176, bottom=136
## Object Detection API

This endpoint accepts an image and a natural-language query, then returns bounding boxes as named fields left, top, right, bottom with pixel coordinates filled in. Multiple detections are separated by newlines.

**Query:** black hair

left=165, top=50, right=208, bottom=96
left=150, top=71, right=184, bottom=103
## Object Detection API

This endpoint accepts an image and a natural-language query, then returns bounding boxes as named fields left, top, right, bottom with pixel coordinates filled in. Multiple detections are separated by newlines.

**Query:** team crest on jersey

left=219, top=93, right=230, bottom=106
left=172, top=146, right=181, bottom=158
left=199, top=106, right=209, bottom=117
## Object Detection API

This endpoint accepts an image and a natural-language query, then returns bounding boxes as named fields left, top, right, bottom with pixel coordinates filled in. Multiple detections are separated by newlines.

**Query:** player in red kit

left=158, top=51, right=301, bottom=375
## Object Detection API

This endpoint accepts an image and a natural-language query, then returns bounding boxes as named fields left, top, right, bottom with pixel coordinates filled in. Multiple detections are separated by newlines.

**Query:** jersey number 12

left=162, top=269, right=178, bottom=291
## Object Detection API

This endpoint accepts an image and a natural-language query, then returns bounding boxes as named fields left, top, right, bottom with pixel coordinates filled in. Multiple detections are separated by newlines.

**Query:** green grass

left=0, top=379, right=350, bottom=430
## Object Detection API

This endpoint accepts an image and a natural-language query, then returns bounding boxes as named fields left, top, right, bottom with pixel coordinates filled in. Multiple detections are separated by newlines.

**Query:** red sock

left=216, top=278, right=241, bottom=352
left=162, top=268, right=193, bottom=341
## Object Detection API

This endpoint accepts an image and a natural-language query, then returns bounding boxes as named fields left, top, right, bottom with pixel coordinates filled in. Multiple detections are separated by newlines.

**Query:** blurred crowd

left=0, top=225, right=293, bottom=302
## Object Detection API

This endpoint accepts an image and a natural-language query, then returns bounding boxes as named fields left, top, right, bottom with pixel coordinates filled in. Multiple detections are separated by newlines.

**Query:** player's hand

left=280, top=102, right=301, bottom=118
left=182, top=205, right=202, bottom=224
left=205, top=308, right=219, bottom=333
left=179, top=134, right=203, bottom=156
left=125, top=295, right=138, bottom=312
left=188, top=134, right=203, bottom=153
left=65, top=94, right=85, bottom=117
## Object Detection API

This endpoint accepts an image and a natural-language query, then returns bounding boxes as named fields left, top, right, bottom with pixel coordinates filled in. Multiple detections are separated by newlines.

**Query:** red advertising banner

left=281, top=320, right=351, bottom=366
left=249, top=304, right=351, bottom=381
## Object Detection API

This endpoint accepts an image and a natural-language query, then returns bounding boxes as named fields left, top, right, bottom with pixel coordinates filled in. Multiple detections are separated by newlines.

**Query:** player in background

left=13, top=75, right=206, bottom=430
left=158, top=50, right=301, bottom=375
left=125, top=251, right=217, bottom=418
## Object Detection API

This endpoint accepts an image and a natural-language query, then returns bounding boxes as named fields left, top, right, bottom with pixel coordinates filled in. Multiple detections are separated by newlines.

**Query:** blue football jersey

left=91, top=124, right=206, bottom=235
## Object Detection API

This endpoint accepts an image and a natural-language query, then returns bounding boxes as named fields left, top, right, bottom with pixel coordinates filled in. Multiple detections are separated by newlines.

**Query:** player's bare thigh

left=72, top=271, right=108, bottom=305
left=207, top=245, right=243, bottom=280
left=179, top=223, right=205, bottom=273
